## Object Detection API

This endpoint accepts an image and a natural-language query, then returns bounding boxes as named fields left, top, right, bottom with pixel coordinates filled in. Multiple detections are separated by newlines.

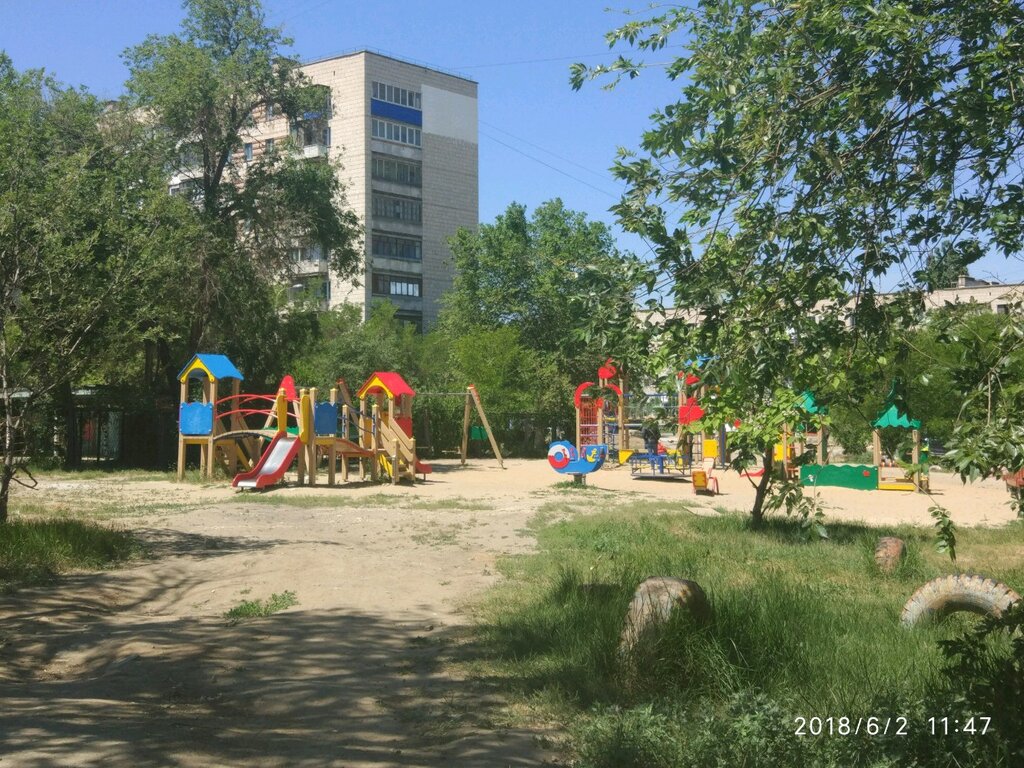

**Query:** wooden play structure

left=776, top=391, right=828, bottom=479
left=675, top=362, right=729, bottom=469
left=871, top=391, right=927, bottom=492
left=176, top=354, right=501, bottom=488
left=574, top=359, right=629, bottom=464
left=800, top=384, right=928, bottom=492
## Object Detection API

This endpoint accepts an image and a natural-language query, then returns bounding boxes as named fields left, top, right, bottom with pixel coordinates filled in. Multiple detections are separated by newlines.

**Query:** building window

left=322, top=126, right=331, bottom=146
left=289, top=245, right=325, bottom=264
left=371, top=118, right=421, bottom=147
left=371, top=154, right=422, bottom=187
left=265, top=103, right=275, bottom=120
left=371, top=232, right=422, bottom=261
left=996, top=303, right=1010, bottom=315
left=244, top=143, right=253, bottom=162
left=168, top=179, right=199, bottom=200
left=394, top=309, right=423, bottom=332
left=372, top=272, right=422, bottom=298
left=265, top=138, right=275, bottom=154
left=372, top=81, right=421, bottom=110
left=372, top=194, right=422, bottom=223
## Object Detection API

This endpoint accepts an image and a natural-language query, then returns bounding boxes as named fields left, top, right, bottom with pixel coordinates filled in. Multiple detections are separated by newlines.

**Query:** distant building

left=242, top=50, right=479, bottom=329
left=639, top=275, right=1024, bottom=328
left=926, top=274, right=1023, bottom=315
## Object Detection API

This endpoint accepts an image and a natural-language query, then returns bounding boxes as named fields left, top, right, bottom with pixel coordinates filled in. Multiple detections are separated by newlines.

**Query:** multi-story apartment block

left=243, top=50, right=478, bottom=329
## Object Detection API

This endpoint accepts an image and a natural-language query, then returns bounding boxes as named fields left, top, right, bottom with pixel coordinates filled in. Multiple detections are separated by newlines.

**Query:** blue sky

left=3, top=0, right=1022, bottom=285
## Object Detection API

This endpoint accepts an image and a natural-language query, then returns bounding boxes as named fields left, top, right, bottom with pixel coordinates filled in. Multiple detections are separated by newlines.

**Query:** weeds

left=0, top=519, right=138, bottom=589
left=232, top=493, right=404, bottom=508
left=224, top=590, right=298, bottom=622
left=472, top=505, right=1024, bottom=766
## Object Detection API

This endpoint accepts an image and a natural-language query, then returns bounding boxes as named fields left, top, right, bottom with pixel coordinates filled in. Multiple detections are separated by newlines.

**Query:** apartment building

left=243, top=50, right=478, bottom=329
left=640, top=276, right=1024, bottom=329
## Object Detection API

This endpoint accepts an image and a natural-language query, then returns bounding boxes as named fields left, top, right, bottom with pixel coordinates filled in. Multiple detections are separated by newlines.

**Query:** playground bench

left=629, top=452, right=689, bottom=476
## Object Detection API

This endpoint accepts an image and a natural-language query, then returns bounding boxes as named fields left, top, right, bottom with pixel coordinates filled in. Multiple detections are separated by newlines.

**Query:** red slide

left=232, top=433, right=300, bottom=489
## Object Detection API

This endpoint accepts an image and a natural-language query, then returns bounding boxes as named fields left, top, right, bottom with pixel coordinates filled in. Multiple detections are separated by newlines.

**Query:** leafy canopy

left=122, top=0, right=361, bottom=357
left=573, top=0, right=1024, bottom=518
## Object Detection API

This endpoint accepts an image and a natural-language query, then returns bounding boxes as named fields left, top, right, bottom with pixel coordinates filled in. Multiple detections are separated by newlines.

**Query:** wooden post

left=872, top=429, right=882, bottom=468
left=206, top=378, right=218, bottom=479
left=912, top=428, right=921, bottom=490
left=358, top=399, right=366, bottom=481
left=296, top=389, right=308, bottom=485
left=370, top=404, right=380, bottom=482
left=177, top=378, right=187, bottom=481
left=227, top=379, right=240, bottom=476
left=781, top=423, right=790, bottom=478
left=276, top=388, right=288, bottom=435
left=469, top=384, right=504, bottom=468
left=816, top=420, right=826, bottom=465
left=619, top=373, right=629, bottom=450
left=461, top=392, right=472, bottom=465
left=391, top=438, right=399, bottom=485
left=308, top=388, right=318, bottom=487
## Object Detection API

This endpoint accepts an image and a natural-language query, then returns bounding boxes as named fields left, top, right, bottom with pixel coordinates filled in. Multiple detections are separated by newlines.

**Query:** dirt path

left=1, top=459, right=1016, bottom=766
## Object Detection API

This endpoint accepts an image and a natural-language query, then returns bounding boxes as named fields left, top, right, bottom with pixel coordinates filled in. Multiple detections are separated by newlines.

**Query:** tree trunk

left=1, top=355, right=14, bottom=524
left=751, top=446, right=774, bottom=525
left=0, top=461, right=11, bottom=524
left=1, top=395, right=16, bottom=525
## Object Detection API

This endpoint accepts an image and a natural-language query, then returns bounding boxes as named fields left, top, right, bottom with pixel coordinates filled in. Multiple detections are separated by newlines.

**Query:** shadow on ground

left=0, top=532, right=555, bottom=768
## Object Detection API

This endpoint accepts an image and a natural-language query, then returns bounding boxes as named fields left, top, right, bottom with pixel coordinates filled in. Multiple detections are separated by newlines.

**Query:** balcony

left=301, top=143, right=329, bottom=159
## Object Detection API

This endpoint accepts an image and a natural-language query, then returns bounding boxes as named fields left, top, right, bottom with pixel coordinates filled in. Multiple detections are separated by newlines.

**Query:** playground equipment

left=776, top=391, right=829, bottom=480
left=691, top=458, right=719, bottom=495
left=675, top=360, right=729, bottom=469
left=800, top=383, right=928, bottom=492
left=177, top=353, right=255, bottom=481
left=177, top=355, right=498, bottom=488
left=355, top=372, right=434, bottom=484
left=574, top=359, right=629, bottom=464
left=547, top=440, right=608, bottom=484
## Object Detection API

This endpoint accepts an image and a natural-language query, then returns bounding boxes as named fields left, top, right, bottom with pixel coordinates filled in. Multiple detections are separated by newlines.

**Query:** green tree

left=573, top=0, right=1024, bottom=521
left=122, top=0, right=361, bottom=372
left=289, top=303, right=420, bottom=392
left=0, top=55, right=174, bottom=521
left=443, top=199, right=653, bottom=385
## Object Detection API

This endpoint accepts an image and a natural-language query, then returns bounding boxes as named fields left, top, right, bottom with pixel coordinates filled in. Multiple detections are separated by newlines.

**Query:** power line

left=480, top=119, right=622, bottom=186
left=480, top=130, right=621, bottom=199
left=453, top=46, right=685, bottom=70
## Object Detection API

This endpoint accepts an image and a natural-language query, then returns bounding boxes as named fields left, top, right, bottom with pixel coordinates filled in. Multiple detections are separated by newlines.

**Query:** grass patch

left=405, top=496, right=493, bottom=512
left=471, top=505, right=1024, bottom=766
left=0, top=518, right=139, bottom=589
left=225, top=590, right=298, bottom=622
left=10, top=498, right=192, bottom=520
left=27, top=466, right=175, bottom=482
left=549, top=480, right=618, bottom=494
left=233, top=493, right=405, bottom=508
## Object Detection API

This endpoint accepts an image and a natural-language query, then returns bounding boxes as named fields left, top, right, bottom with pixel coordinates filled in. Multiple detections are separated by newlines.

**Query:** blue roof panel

left=178, top=353, right=245, bottom=381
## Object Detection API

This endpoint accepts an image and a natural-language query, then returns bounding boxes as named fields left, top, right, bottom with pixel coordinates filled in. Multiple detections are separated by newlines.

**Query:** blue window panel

left=313, top=402, right=339, bottom=436
left=371, top=99, right=422, bottom=127
left=180, top=402, right=214, bottom=436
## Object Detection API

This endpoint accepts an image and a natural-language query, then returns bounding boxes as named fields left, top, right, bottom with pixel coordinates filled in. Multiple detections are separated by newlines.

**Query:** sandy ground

left=1, top=459, right=1017, bottom=767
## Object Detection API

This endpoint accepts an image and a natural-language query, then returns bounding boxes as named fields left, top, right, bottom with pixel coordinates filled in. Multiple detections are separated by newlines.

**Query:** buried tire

left=619, top=576, right=711, bottom=654
left=874, top=536, right=907, bottom=574
left=900, top=574, right=1021, bottom=627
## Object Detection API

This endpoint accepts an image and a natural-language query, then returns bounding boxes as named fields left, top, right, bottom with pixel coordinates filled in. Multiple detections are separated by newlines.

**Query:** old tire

left=619, top=576, right=710, bottom=654
left=901, top=574, right=1021, bottom=627
left=874, top=537, right=907, bottom=574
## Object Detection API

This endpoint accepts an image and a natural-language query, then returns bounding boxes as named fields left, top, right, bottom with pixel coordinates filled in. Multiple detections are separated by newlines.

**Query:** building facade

left=246, top=50, right=478, bottom=329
